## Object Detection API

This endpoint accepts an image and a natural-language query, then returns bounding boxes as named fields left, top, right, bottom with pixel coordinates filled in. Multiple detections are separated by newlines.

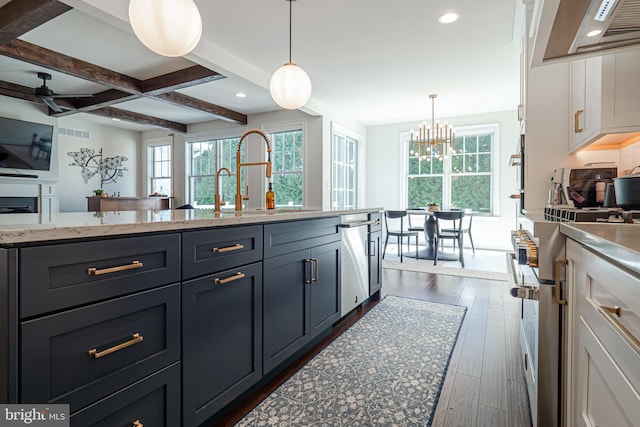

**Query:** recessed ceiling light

left=438, top=12, right=459, bottom=24
left=587, top=29, right=603, bottom=37
left=236, top=92, right=247, bottom=98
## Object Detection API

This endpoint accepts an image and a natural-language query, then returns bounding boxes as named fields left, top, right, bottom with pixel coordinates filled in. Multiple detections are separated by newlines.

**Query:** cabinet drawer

left=580, top=249, right=640, bottom=391
left=182, top=225, right=262, bottom=279
left=264, top=217, right=340, bottom=258
left=20, top=284, right=180, bottom=413
left=20, top=233, right=180, bottom=318
left=70, top=362, right=180, bottom=427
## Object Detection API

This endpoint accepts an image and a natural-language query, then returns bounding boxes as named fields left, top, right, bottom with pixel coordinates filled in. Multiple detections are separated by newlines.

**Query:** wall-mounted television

left=0, top=116, right=54, bottom=172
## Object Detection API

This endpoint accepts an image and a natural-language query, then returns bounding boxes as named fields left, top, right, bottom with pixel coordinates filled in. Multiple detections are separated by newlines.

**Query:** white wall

left=366, top=110, right=522, bottom=250
left=57, top=117, right=140, bottom=212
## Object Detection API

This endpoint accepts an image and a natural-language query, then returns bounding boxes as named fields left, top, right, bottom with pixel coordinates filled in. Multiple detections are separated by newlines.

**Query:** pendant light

left=129, top=0, right=202, bottom=57
left=270, top=0, right=312, bottom=110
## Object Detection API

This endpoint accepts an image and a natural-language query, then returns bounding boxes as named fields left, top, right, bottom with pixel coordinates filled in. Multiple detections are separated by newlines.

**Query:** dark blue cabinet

left=182, top=262, right=262, bottom=426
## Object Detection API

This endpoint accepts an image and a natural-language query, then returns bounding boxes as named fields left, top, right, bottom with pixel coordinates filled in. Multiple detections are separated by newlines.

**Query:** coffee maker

left=568, top=167, right=617, bottom=208
left=549, top=168, right=571, bottom=206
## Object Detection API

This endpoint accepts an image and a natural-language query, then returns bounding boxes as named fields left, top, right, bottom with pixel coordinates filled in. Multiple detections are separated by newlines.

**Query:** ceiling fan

left=31, top=72, right=94, bottom=112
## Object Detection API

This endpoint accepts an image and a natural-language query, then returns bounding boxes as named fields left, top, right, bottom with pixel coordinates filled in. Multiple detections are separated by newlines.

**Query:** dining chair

left=442, top=208, right=475, bottom=254
left=407, top=211, right=426, bottom=238
left=383, top=210, right=419, bottom=262
left=433, top=210, right=465, bottom=267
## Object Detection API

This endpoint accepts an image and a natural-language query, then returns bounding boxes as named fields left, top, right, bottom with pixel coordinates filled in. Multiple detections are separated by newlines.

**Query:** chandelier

left=410, top=94, right=455, bottom=161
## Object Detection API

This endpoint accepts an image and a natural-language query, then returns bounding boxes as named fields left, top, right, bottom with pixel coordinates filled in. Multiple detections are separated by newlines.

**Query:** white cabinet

left=569, top=50, right=640, bottom=152
left=566, top=239, right=640, bottom=427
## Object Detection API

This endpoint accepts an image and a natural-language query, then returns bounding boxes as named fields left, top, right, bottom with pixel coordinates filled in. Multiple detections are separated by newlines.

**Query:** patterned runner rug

left=236, top=296, right=467, bottom=426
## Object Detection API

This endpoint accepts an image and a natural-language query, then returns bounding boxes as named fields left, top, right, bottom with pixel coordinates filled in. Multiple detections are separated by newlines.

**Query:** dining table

left=404, top=209, right=460, bottom=261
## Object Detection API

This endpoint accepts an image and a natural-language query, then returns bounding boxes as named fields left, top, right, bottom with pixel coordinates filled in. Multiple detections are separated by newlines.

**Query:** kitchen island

left=0, top=208, right=382, bottom=426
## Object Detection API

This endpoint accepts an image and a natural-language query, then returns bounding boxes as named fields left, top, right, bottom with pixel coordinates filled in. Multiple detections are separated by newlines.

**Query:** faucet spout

left=214, top=167, right=232, bottom=212
left=235, top=129, right=273, bottom=211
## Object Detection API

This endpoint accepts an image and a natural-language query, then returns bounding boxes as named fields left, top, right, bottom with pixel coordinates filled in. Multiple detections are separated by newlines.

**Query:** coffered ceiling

left=0, top=0, right=522, bottom=132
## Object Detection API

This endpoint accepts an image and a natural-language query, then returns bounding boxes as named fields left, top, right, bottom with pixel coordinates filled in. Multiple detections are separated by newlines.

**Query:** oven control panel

left=511, top=229, right=539, bottom=268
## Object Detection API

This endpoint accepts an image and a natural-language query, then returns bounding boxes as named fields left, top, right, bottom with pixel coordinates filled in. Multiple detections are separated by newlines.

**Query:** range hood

left=531, top=0, right=640, bottom=65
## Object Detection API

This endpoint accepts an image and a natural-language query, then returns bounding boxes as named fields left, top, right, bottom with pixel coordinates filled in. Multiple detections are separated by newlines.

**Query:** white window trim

left=331, top=122, right=364, bottom=210
left=262, top=120, right=307, bottom=207
left=142, top=135, right=173, bottom=197
left=184, top=128, right=246, bottom=205
left=401, top=123, right=500, bottom=215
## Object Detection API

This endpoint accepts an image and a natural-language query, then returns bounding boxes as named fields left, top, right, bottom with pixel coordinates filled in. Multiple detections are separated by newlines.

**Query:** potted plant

left=428, top=201, right=440, bottom=212
left=93, top=189, right=105, bottom=197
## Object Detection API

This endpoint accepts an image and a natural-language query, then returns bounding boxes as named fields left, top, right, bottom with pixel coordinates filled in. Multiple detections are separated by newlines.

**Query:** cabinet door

left=369, top=230, right=382, bottom=296
left=182, top=262, right=262, bottom=426
left=309, top=241, right=340, bottom=340
left=263, top=250, right=309, bottom=374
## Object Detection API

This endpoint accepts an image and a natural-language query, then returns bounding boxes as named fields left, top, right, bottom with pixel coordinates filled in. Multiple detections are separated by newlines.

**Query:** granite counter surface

left=560, top=222, right=640, bottom=277
left=0, top=208, right=383, bottom=246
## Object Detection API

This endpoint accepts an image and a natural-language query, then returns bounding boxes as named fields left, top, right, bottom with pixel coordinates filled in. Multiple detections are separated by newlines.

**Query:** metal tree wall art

left=67, top=147, right=128, bottom=188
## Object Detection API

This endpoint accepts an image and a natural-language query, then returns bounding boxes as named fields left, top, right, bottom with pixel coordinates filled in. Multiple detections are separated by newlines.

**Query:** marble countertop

left=0, top=208, right=383, bottom=246
left=561, top=222, right=640, bottom=277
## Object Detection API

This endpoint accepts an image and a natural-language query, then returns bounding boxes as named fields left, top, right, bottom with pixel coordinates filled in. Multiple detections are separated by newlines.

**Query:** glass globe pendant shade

left=270, top=62, right=312, bottom=110
left=129, top=0, right=202, bottom=57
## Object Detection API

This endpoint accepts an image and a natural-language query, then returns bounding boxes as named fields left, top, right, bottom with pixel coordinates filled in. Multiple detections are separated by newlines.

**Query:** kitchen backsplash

left=621, top=140, right=640, bottom=174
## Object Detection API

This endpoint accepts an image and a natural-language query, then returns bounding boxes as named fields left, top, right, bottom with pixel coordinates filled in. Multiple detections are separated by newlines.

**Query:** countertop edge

left=0, top=208, right=384, bottom=246
left=560, top=223, right=640, bottom=277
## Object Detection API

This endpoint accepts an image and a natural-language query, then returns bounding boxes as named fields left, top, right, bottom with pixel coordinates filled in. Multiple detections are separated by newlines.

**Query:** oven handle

left=506, top=252, right=539, bottom=300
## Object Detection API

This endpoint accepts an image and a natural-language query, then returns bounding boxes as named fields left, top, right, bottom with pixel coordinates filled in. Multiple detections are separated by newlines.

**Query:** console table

left=87, top=196, right=172, bottom=212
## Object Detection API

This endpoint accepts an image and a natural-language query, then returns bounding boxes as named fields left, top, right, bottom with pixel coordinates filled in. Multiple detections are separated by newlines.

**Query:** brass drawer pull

left=305, top=259, right=314, bottom=284
left=554, top=259, right=567, bottom=305
left=598, top=305, right=640, bottom=352
left=574, top=109, right=584, bottom=133
left=213, top=243, right=244, bottom=253
left=133, top=421, right=143, bottom=427
left=214, top=272, right=245, bottom=284
left=88, top=260, right=143, bottom=276
left=88, top=333, right=144, bottom=358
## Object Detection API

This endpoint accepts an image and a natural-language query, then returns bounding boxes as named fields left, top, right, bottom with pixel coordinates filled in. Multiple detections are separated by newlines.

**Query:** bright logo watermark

left=0, top=405, right=69, bottom=426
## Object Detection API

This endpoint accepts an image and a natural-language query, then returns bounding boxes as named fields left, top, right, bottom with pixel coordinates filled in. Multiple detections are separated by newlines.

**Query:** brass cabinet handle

left=214, top=272, right=245, bottom=285
left=305, top=259, right=314, bottom=284
left=574, top=109, right=584, bottom=133
left=555, top=259, right=568, bottom=305
left=88, top=333, right=143, bottom=358
left=87, top=260, right=143, bottom=276
left=133, top=421, right=143, bottom=427
left=598, top=305, right=640, bottom=352
left=312, top=258, right=319, bottom=283
left=213, top=243, right=244, bottom=253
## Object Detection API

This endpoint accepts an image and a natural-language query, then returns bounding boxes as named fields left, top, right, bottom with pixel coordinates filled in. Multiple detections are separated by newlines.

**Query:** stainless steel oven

left=507, top=219, right=567, bottom=427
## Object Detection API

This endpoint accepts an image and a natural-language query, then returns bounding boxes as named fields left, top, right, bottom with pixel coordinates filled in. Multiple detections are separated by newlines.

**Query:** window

left=406, top=124, right=497, bottom=214
left=186, top=136, right=242, bottom=209
left=268, top=128, right=303, bottom=208
left=332, top=127, right=359, bottom=210
left=148, top=143, right=172, bottom=196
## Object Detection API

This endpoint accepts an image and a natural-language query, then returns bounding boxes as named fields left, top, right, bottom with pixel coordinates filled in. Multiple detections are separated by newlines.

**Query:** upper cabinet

left=569, top=50, right=640, bottom=152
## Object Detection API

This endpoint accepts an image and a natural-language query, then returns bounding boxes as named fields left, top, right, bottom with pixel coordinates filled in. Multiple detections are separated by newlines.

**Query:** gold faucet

left=214, top=167, right=232, bottom=212
left=235, top=129, right=272, bottom=211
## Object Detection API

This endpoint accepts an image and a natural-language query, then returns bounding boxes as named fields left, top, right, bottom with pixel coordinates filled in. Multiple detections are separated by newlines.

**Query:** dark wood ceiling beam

left=154, top=92, right=248, bottom=124
left=51, top=89, right=140, bottom=117
left=91, top=107, right=187, bottom=133
left=142, top=65, right=225, bottom=95
left=0, top=80, right=40, bottom=103
left=0, top=0, right=71, bottom=45
left=0, top=39, right=144, bottom=93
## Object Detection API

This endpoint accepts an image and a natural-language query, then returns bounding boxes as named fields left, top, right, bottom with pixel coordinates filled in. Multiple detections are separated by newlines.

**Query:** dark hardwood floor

left=211, top=268, right=533, bottom=427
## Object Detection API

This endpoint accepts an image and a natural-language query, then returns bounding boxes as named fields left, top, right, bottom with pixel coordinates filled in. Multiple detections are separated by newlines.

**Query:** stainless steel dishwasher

left=339, top=213, right=375, bottom=316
